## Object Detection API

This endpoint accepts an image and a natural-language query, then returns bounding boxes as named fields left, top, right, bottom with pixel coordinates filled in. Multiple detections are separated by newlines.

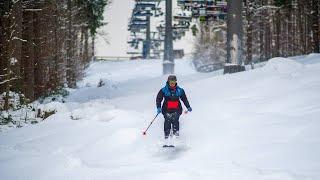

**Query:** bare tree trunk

left=291, top=0, right=298, bottom=56
left=305, top=1, right=313, bottom=54
left=66, top=0, right=76, bottom=88
left=287, top=2, right=293, bottom=56
left=22, top=9, right=35, bottom=101
left=274, top=8, right=281, bottom=57
left=311, top=0, right=319, bottom=52
left=297, top=0, right=305, bottom=54
left=92, top=35, right=95, bottom=59
left=33, top=2, right=47, bottom=99
left=264, top=1, right=271, bottom=60
left=54, top=0, right=66, bottom=89
left=227, top=0, right=243, bottom=64
left=259, top=7, right=264, bottom=60
left=2, top=15, right=11, bottom=110
left=84, top=28, right=89, bottom=68
left=245, top=0, right=253, bottom=65
left=79, top=27, right=85, bottom=69
left=10, top=1, right=23, bottom=94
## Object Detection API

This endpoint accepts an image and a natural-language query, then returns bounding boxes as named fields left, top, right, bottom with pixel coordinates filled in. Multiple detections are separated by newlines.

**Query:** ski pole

left=143, top=113, right=160, bottom=135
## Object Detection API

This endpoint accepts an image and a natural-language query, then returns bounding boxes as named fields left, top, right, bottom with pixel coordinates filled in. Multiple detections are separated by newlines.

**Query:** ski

left=163, top=145, right=175, bottom=148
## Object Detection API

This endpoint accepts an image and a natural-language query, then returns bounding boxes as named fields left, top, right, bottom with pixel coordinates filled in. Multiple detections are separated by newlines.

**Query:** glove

left=157, top=107, right=161, bottom=114
left=187, top=107, right=192, bottom=112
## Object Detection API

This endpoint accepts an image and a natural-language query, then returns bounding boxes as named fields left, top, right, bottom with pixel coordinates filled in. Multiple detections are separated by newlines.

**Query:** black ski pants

left=163, top=112, right=180, bottom=138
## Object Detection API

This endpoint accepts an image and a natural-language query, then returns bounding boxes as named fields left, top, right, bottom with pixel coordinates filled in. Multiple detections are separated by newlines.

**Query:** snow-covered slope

left=1, top=54, right=320, bottom=180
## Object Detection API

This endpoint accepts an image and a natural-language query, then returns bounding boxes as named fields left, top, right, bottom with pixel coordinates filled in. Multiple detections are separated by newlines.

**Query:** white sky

left=95, top=0, right=135, bottom=57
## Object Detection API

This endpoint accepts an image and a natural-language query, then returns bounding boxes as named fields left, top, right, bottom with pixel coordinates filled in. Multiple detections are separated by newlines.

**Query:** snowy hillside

left=1, top=54, right=320, bottom=180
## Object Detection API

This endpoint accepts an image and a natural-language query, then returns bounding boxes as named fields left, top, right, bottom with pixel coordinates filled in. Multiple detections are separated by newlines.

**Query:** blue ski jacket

left=156, top=83, right=191, bottom=115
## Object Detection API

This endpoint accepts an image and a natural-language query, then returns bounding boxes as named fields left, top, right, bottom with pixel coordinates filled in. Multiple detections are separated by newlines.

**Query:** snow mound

left=303, top=53, right=320, bottom=65
left=37, top=101, right=68, bottom=114
left=263, top=57, right=304, bottom=74
left=69, top=100, right=115, bottom=120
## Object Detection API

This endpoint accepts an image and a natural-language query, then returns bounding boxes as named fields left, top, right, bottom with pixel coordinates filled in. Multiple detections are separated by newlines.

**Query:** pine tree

left=0, top=0, right=109, bottom=111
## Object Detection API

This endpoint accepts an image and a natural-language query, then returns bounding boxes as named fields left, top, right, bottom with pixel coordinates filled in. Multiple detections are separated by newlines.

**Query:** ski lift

left=206, top=5, right=227, bottom=20
left=174, top=15, right=192, bottom=23
left=206, top=5, right=220, bottom=16
left=216, top=1, right=227, bottom=7
left=135, top=0, right=161, bottom=2
left=129, top=23, right=148, bottom=30
left=135, top=3, right=156, bottom=11
left=127, top=39, right=135, bottom=47
left=199, top=7, right=206, bottom=16
left=131, top=18, right=148, bottom=24
left=133, top=10, right=153, bottom=17
left=173, top=24, right=189, bottom=31
left=156, top=25, right=165, bottom=33
left=177, top=0, right=192, bottom=7
left=192, top=6, right=200, bottom=17
left=192, top=0, right=207, bottom=6
left=206, top=0, right=214, bottom=6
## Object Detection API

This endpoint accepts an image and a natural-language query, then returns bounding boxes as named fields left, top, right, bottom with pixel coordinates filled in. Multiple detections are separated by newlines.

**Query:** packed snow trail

left=1, top=54, right=320, bottom=180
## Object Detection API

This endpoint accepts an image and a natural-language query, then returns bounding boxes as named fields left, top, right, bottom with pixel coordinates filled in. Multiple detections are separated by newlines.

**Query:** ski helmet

left=167, top=75, right=177, bottom=82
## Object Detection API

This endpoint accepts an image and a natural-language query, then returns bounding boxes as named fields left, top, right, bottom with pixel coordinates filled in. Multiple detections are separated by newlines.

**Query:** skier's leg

left=163, top=113, right=171, bottom=139
left=172, top=112, right=180, bottom=136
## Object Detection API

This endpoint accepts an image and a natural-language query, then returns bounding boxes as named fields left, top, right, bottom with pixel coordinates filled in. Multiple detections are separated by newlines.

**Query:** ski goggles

left=169, top=80, right=177, bottom=85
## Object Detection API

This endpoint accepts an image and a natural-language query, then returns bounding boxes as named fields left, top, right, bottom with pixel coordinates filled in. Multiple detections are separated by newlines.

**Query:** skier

left=156, top=75, right=192, bottom=146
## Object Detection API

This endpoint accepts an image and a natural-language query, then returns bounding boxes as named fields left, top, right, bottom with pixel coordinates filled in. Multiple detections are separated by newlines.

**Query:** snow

left=10, top=57, right=18, bottom=65
left=0, top=91, right=69, bottom=132
left=262, top=57, right=304, bottom=74
left=1, top=54, right=320, bottom=179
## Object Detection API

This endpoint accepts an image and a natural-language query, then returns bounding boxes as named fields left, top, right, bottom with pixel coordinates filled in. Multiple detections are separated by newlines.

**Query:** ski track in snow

left=1, top=55, right=320, bottom=180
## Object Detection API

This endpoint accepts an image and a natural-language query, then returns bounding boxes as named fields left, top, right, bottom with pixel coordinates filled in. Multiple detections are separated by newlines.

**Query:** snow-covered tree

left=242, top=0, right=320, bottom=64
left=193, top=21, right=227, bottom=71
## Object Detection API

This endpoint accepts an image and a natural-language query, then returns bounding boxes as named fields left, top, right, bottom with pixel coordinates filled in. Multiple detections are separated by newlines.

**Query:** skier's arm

left=180, top=90, right=191, bottom=108
left=156, top=90, right=164, bottom=108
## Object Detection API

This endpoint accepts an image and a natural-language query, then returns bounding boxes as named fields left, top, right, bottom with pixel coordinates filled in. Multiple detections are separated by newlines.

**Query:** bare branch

left=0, top=78, right=19, bottom=85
